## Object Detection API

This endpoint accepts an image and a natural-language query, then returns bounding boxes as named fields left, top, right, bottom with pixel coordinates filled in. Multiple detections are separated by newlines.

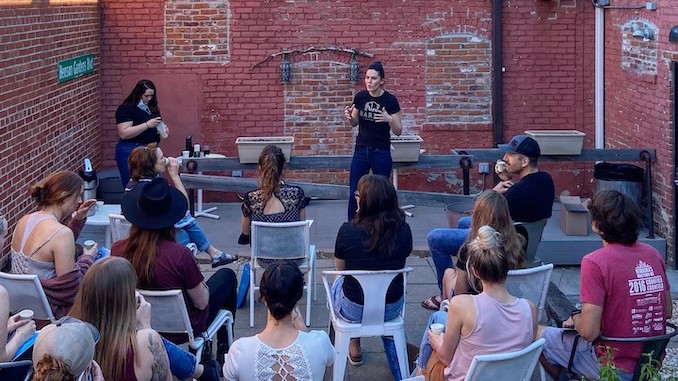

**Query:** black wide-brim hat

left=121, top=177, right=188, bottom=230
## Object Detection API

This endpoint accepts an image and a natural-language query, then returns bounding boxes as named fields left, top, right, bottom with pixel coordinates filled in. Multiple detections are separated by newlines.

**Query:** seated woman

left=70, top=257, right=220, bottom=381
left=223, top=261, right=334, bottom=380
left=9, top=171, right=97, bottom=318
left=238, top=145, right=306, bottom=247
left=112, top=177, right=238, bottom=363
left=126, top=143, right=236, bottom=267
left=331, top=174, right=412, bottom=379
left=421, top=225, right=537, bottom=381
left=32, top=316, right=103, bottom=381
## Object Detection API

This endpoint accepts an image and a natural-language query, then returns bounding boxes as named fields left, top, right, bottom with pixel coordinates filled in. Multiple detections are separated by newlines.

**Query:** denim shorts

left=162, top=337, right=197, bottom=380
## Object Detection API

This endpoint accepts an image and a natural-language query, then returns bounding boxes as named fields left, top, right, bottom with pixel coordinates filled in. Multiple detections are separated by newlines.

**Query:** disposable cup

left=495, top=160, right=506, bottom=173
left=96, top=201, right=104, bottom=211
left=430, top=323, right=444, bottom=335
left=19, top=309, right=34, bottom=320
left=83, top=240, right=96, bottom=250
left=181, top=150, right=190, bottom=158
left=157, top=121, right=169, bottom=139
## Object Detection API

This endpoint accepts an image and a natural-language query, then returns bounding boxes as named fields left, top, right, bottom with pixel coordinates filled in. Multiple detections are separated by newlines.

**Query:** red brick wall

left=99, top=0, right=594, bottom=199
left=604, top=2, right=677, bottom=264
left=0, top=3, right=100, bottom=236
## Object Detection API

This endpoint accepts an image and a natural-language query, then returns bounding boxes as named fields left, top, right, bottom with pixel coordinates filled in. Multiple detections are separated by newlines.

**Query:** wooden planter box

left=390, top=135, right=424, bottom=162
left=235, top=136, right=294, bottom=163
left=524, top=130, right=586, bottom=155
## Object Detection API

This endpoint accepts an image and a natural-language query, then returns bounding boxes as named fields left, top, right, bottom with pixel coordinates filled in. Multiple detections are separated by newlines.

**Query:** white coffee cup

left=430, top=323, right=444, bottom=335
left=19, top=309, right=34, bottom=320
left=83, top=240, right=96, bottom=250
left=96, top=201, right=104, bottom=211
left=495, top=160, right=506, bottom=173
left=181, top=150, right=190, bottom=158
left=157, top=121, right=169, bottom=139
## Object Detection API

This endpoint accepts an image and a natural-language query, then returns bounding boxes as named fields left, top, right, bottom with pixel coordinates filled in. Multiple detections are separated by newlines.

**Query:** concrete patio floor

left=79, top=199, right=678, bottom=380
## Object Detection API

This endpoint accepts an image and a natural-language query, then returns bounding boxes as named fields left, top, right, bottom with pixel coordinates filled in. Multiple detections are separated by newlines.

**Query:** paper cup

left=181, top=150, right=190, bottom=158
left=83, top=240, right=96, bottom=250
left=430, top=323, right=445, bottom=335
left=495, top=160, right=506, bottom=173
left=157, top=121, right=169, bottom=139
left=96, top=201, right=104, bottom=211
left=19, top=309, right=34, bottom=320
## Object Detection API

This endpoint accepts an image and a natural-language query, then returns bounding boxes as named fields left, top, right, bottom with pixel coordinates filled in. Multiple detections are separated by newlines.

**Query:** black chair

left=0, top=360, right=33, bottom=381
left=514, top=219, right=548, bottom=265
left=564, top=322, right=678, bottom=381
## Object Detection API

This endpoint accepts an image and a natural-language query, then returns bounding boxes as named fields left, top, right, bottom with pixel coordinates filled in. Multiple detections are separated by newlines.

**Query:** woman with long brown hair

left=8, top=171, right=97, bottom=317
left=111, top=177, right=237, bottom=365
left=238, top=145, right=306, bottom=245
left=331, top=174, right=412, bottom=379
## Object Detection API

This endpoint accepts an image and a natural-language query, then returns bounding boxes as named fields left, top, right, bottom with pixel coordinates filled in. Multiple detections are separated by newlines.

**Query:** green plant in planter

left=598, top=346, right=621, bottom=381
left=638, top=351, right=662, bottom=381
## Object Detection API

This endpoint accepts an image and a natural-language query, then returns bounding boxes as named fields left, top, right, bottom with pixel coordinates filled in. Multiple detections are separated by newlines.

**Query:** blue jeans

left=331, top=276, right=404, bottom=380
left=348, top=146, right=393, bottom=221
left=417, top=311, right=447, bottom=369
left=115, top=140, right=145, bottom=187
left=175, top=219, right=211, bottom=252
left=426, top=216, right=471, bottom=292
left=162, top=337, right=197, bottom=380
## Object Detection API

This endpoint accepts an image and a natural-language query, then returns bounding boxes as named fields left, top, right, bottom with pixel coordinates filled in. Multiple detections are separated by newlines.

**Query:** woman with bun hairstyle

left=115, top=79, right=168, bottom=186
left=238, top=145, right=307, bottom=246
left=223, top=261, right=334, bottom=381
left=343, top=61, right=402, bottom=221
left=419, top=225, right=536, bottom=381
left=8, top=171, right=97, bottom=318
left=126, top=143, right=236, bottom=267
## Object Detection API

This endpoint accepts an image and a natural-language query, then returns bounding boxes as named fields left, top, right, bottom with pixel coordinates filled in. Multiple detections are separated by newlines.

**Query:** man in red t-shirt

left=539, top=190, right=672, bottom=381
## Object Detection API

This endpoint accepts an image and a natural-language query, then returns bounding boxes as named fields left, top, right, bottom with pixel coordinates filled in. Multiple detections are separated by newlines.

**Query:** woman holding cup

left=115, top=79, right=169, bottom=186
left=416, top=225, right=537, bottom=380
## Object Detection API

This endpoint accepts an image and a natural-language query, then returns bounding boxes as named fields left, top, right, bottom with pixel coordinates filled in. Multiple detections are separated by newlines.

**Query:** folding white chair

left=0, top=272, right=55, bottom=322
left=110, top=213, right=198, bottom=255
left=322, top=267, right=413, bottom=381
left=464, top=338, right=545, bottom=381
left=506, top=263, right=553, bottom=381
left=138, top=289, right=234, bottom=361
left=0, top=360, right=33, bottom=381
left=249, top=220, right=316, bottom=327
left=109, top=213, right=132, bottom=243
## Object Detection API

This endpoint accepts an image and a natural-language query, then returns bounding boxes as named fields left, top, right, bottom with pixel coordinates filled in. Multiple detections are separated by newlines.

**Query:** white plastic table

left=84, top=204, right=121, bottom=248
left=194, top=153, right=224, bottom=220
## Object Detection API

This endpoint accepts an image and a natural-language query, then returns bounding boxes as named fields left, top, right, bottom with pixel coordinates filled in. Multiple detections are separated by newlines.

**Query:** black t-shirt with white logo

left=353, top=90, right=401, bottom=149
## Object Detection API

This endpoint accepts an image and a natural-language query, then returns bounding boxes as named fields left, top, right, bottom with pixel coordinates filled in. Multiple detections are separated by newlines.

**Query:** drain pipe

left=595, top=5, right=605, bottom=148
left=492, top=0, right=504, bottom=146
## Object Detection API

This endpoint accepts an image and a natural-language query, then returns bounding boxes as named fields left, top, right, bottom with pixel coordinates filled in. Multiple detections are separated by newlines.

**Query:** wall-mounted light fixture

left=349, top=53, right=359, bottom=83
left=633, top=23, right=654, bottom=41
left=670, top=25, right=678, bottom=43
left=280, top=52, right=291, bottom=83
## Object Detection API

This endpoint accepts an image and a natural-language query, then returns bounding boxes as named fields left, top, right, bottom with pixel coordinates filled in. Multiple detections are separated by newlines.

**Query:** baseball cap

left=498, top=135, right=541, bottom=158
left=32, top=317, right=99, bottom=377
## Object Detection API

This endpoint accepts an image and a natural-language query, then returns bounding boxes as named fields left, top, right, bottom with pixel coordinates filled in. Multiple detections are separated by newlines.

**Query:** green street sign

left=57, top=54, right=94, bottom=83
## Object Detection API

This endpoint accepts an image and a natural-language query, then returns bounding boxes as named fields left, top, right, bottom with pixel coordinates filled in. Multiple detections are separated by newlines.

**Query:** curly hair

left=32, top=354, right=77, bottom=381
left=589, top=189, right=641, bottom=245
left=29, top=171, right=83, bottom=208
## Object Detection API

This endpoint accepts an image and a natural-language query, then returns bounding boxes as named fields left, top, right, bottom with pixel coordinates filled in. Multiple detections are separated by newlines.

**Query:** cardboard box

left=560, top=196, right=589, bottom=236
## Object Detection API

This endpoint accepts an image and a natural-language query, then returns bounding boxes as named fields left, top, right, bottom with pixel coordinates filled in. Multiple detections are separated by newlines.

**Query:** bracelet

left=145, top=122, right=149, bottom=129
left=571, top=309, right=582, bottom=318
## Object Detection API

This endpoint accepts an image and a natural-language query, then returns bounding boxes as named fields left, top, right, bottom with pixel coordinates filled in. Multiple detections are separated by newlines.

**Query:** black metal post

left=460, top=157, right=472, bottom=195
left=640, top=151, right=654, bottom=238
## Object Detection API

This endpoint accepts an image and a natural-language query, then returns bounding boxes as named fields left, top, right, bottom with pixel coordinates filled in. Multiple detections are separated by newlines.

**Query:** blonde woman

left=422, top=226, right=536, bottom=380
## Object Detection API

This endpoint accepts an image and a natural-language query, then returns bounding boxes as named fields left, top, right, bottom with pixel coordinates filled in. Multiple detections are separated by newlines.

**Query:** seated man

left=539, top=190, right=671, bottom=381
left=422, top=135, right=554, bottom=310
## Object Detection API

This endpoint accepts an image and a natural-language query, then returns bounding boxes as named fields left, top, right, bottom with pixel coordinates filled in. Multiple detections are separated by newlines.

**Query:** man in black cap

left=495, top=134, right=555, bottom=223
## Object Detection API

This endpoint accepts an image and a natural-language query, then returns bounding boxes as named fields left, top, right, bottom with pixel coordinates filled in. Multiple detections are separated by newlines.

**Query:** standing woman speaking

left=344, top=61, right=402, bottom=221
left=115, top=79, right=168, bottom=186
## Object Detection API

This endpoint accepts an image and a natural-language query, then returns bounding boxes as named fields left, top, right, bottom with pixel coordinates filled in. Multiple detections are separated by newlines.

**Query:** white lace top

left=223, top=330, right=334, bottom=381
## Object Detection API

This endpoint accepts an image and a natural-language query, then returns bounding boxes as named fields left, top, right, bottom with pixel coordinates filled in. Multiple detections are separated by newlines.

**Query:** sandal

left=211, top=252, right=238, bottom=268
left=421, top=295, right=442, bottom=311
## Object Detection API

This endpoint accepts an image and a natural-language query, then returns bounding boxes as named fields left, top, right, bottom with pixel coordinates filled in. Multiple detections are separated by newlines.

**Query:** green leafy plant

left=638, top=351, right=662, bottom=381
left=598, top=346, right=621, bottom=381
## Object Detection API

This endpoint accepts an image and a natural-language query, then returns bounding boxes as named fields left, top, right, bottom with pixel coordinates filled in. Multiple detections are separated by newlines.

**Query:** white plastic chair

left=322, top=267, right=413, bottom=381
left=110, top=213, right=198, bottom=255
left=401, top=376, right=424, bottom=381
left=0, top=360, right=33, bottom=381
left=506, top=263, right=553, bottom=381
left=138, top=289, right=234, bottom=361
left=249, top=220, right=316, bottom=327
left=464, top=338, right=545, bottom=381
left=0, top=272, right=55, bottom=322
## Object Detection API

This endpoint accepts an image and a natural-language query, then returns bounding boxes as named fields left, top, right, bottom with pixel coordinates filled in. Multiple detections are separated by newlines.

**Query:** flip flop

left=421, top=295, right=442, bottom=311
left=348, top=353, right=363, bottom=366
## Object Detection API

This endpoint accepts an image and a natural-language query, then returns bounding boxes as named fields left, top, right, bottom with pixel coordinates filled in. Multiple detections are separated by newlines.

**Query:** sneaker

left=211, top=252, right=237, bottom=268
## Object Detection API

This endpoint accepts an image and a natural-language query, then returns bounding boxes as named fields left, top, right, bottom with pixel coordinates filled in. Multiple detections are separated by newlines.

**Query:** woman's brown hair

left=463, top=190, right=525, bottom=269
left=128, top=143, right=161, bottom=181
left=257, top=145, right=286, bottom=202
left=120, top=225, right=175, bottom=287
left=69, top=257, right=139, bottom=381
left=30, top=171, right=83, bottom=207
left=467, top=225, right=510, bottom=286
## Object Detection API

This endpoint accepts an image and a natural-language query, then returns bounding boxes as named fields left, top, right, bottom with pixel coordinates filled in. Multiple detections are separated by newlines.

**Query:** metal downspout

left=595, top=6, right=605, bottom=149
left=492, top=0, right=504, bottom=146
